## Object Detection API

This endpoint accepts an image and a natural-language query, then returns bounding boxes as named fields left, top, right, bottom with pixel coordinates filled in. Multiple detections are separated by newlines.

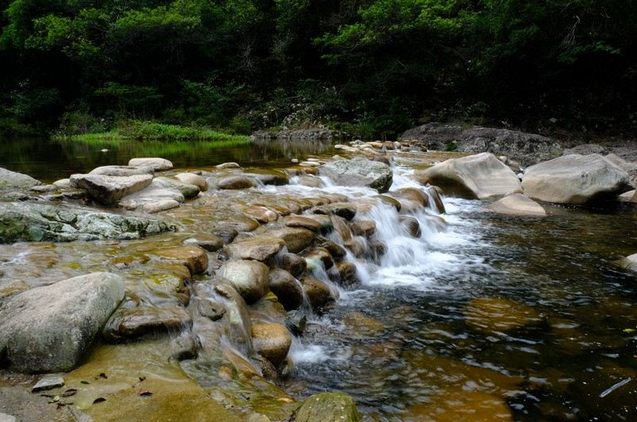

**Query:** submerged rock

left=154, top=246, right=209, bottom=275
left=464, top=297, right=543, bottom=335
left=251, top=323, right=292, bottom=366
left=522, top=154, right=632, bottom=205
left=294, top=392, right=359, bottom=422
left=0, top=202, right=174, bottom=243
left=416, top=153, right=522, bottom=200
left=70, top=173, right=153, bottom=205
left=403, top=388, right=512, bottom=422
left=184, top=234, right=225, bottom=252
left=221, top=260, right=270, bottom=304
left=0, top=272, right=125, bottom=373
left=0, top=167, right=41, bottom=190
left=321, top=157, right=393, bottom=193
left=486, top=194, right=547, bottom=217
left=103, top=306, right=193, bottom=341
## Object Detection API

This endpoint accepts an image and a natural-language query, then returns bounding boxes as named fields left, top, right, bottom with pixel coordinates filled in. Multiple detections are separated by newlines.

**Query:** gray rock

left=103, top=306, right=193, bottom=341
left=227, top=236, right=286, bottom=261
left=401, top=123, right=562, bottom=166
left=321, top=157, right=393, bottom=193
left=155, top=177, right=200, bottom=198
left=175, top=173, right=208, bottom=191
left=69, top=173, right=153, bottom=205
left=0, top=413, right=16, bottom=422
left=184, top=234, right=225, bottom=252
left=563, top=144, right=608, bottom=156
left=220, top=260, right=270, bottom=304
left=486, top=194, right=547, bottom=217
left=0, top=272, right=125, bottom=373
left=128, top=157, right=173, bottom=171
left=31, top=374, right=65, bottom=392
left=415, top=153, right=522, bottom=200
left=0, top=202, right=175, bottom=243
left=0, top=167, right=41, bottom=190
left=605, top=153, right=637, bottom=187
left=216, top=175, right=257, bottom=190
left=295, top=392, right=359, bottom=422
left=619, top=253, right=637, bottom=272
left=522, top=154, right=632, bottom=204
left=89, top=165, right=154, bottom=177
left=118, top=179, right=186, bottom=211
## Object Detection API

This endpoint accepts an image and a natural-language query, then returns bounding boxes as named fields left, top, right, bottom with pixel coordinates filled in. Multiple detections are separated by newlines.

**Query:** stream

left=1, top=137, right=637, bottom=421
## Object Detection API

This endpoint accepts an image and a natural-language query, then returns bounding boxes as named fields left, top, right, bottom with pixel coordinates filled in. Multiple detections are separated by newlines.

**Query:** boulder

left=400, top=123, right=562, bottom=166
left=251, top=323, right=292, bottom=366
left=268, top=227, right=315, bottom=253
left=0, top=272, right=125, bottom=372
left=280, top=253, right=307, bottom=278
left=216, top=175, right=257, bottom=190
left=522, top=154, right=632, bottom=204
left=220, top=260, right=269, bottom=304
left=244, top=205, right=279, bottom=223
left=89, top=165, right=154, bottom=177
left=302, top=276, right=337, bottom=309
left=295, top=392, right=359, bottom=422
left=142, top=199, right=180, bottom=213
left=400, top=216, right=421, bottom=238
left=227, top=237, right=286, bottom=261
left=0, top=202, right=174, bottom=243
left=619, top=253, right=637, bottom=272
left=184, top=234, right=225, bottom=252
left=154, top=246, right=209, bottom=275
left=0, top=167, right=41, bottom=190
left=268, top=269, right=304, bottom=310
left=350, top=220, right=376, bottom=237
left=320, top=157, right=393, bottom=193
left=415, top=153, right=522, bottom=199
left=604, top=153, right=637, bottom=187
left=128, top=157, right=173, bottom=171
left=175, top=173, right=208, bottom=191
left=618, top=190, right=637, bottom=203
left=328, top=202, right=357, bottom=220
left=485, top=194, right=547, bottom=217
left=69, top=173, right=153, bottom=205
left=103, top=306, right=192, bottom=341
left=285, top=215, right=322, bottom=232
left=155, top=177, right=200, bottom=198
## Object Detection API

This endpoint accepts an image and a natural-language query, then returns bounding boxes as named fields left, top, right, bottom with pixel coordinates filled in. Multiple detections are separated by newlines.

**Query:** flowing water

left=1, top=138, right=637, bottom=421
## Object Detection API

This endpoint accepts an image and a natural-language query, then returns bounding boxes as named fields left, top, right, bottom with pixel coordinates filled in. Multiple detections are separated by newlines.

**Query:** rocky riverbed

left=1, top=136, right=637, bottom=421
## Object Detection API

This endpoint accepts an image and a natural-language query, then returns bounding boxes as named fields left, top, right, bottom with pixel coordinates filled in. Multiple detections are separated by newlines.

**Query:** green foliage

left=1, top=0, right=636, bottom=138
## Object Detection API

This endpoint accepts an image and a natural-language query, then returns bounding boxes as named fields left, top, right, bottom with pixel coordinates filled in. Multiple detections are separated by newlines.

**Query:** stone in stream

left=303, top=247, right=334, bottom=271
left=485, top=193, right=547, bottom=217
left=315, top=236, right=347, bottom=259
left=294, top=392, right=359, bottom=422
left=155, top=176, right=200, bottom=198
left=399, top=216, right=421, bottom=238
left=333, top=262, right=359, bottom=287
left=244, top=205, right=279, bottom=223
left=251, top=323, right=292, bottom=366
left=0, top=272, right=125, bottom=373
left=227, top=236, right=286, bottom=261
left=320, top=157, right=393, bottom=193
left=327, top=202, right=357, bottom=220
left=220, top=260, right=270, bottom=304
left=619, top=253, right=637, bottom=272
left=153, top=246, right=209, bottom=275
left=103, top=306, right=193, bottom=341
left=464, top=297, right=544, bottom=335
left=184, top=234, right=225, bottom=252
left=216, top=175, right=257, bottom=190
left=175, top=172, right=208, bottom=191
left=0, top=167, right=41, bottom=190
left=212, top=228, right=239, bottom=244
left=392, top=188, right=430, bottom=208
left=618, top=189, right=637, bottom=203
left=268, top=268, right=304, bottom=311
left=69, top=173, right=153, bottom=205
left=31, top=374, right=65, bottom=392
left=128, top=157, right=173, bottom=171
left=350, top=220, right=376, bottom=237
left=118, top=179, right=185, bottom=211
left=285, top=215, right=322, bottom=232
left=522, top=154, right=632, bottom=205
left=89, top=165, right=155, bottom=177
left=217, top=215, right=261, bottom=232
left=267, top=227, right=315, bottom=253
left=425, top=185, right=446, bottom=213
left=0, top=202, right=174, bottom=243
left=280, top=253, right=307, bottom=278
left=301, top=275, right=337, bottom=309
left=415, top=152, right=522, bottom=200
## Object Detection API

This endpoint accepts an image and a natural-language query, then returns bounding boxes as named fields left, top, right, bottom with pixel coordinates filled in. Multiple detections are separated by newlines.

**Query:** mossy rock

left=294, top=392, right=359, bottom=422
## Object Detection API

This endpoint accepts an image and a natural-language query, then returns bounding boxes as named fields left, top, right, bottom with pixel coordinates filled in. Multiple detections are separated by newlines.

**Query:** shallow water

left=1, top=139, right=637, bottom=421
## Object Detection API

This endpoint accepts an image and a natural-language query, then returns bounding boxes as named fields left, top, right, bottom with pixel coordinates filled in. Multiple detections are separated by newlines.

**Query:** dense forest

left=1, top=0, right=636, bottom=138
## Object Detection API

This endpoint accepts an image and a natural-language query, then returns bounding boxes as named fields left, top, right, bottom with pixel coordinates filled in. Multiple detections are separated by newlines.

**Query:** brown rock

left=104, top=306, right=192, bottom=341
left=268, top=227, right=315, bottom=253
left=227, top=236, right=286, bottom=261
left=285, top=215, right=322, bottom=232
left=302, top=276, right=337, bottom=309
left=252, top=323, right=292, bottom=366
left=280, top=253, right=307, bottom=278
left=154, top=246, right=209, bottom=275
left=268, top=269, right=304, bottom=311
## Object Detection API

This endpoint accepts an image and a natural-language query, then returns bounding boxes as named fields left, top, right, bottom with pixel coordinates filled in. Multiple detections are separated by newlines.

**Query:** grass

left=53, top=120, right=251, bottom=143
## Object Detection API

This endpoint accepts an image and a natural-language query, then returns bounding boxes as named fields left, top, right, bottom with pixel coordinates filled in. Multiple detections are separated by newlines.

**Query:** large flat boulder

left=320, top=157, right=393, bottom=193
left=69, top=173, right=153, bottom=205
left=89, top=165, right=154, bottom=177
left=522, top=154, right=632, bottom=205
left=128, top=157, right=173, bottom=171
left=0, top=272, right=125, bottom=373
left=0, top=202, right=175, bottom=243
left=400, top=123, right=562, bottom=166
left=416, top=153, right=522, bottom=199
left=0, top=167, right=41, bottom=190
